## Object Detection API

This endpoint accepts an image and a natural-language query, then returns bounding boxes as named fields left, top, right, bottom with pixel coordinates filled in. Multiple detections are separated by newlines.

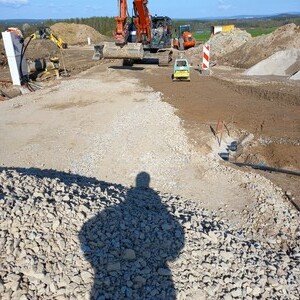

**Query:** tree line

left=1, top=15, right=299, bottom=39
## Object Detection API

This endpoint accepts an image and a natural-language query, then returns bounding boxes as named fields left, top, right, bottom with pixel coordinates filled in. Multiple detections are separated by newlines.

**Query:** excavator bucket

left=93, top=42, right=144, bottom=61
left=93, top=44, right=104, bottom=60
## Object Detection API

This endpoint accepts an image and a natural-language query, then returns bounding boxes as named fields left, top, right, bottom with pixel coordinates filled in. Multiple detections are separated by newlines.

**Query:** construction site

left=0, top=4, right=299, bottom=299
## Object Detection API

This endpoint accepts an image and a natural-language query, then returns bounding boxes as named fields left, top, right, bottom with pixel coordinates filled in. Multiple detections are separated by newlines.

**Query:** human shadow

left=79, top=172, right=185, bottom=299
left=0, top=167, right=185, bottom=299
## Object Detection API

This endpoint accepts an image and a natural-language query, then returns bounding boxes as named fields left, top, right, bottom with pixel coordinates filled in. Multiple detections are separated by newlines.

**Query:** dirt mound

left=222, top=23, right=300, bottom=68
left=208, top=28, right=251, bottom=60
left=50, top=23, right=107, bottom=46
left=244, top=48, right=300, bottom=76
left=0, top=39, right=7, bottom=66
left=25, top=39, right=60, bottom=60
left=182, top=29, right=251, bottom=66
left=1, top=37, right=62, bottom=66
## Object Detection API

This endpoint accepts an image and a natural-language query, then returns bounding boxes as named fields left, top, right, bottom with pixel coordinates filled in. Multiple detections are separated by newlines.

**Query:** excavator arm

left=93, top=0, right=172, bottom=65
left=133, top=0, right=151, bottom=44
left=95, top=0, right=146, bottom=60
left=114, top=0, right=151, bottom=45
left=30, top=27, right=67, bottom=49
left=114, top=0, right=129, bottom=45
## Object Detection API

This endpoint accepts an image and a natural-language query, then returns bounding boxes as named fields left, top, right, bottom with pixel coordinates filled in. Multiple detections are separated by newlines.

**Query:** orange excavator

left=173, top=24, right=196, bottom=50
left=93, top=0, right=173, bottom=66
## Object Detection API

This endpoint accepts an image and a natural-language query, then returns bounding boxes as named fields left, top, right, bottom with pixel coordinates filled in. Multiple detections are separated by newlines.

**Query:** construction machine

left=173, top=24, right=196, bottom=50
left=93, top=0, right=173, bottom=66
left=30, top=27, right=68, bottom=49
left=172, top=57, right=190, bottom=81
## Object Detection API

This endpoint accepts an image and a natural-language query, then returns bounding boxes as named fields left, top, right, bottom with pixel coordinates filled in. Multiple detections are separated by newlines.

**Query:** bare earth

left=0, top=45, right=299, bottom=211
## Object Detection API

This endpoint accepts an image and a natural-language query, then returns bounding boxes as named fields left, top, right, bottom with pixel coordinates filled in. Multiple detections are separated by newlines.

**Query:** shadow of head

left=135, top=171, right=150, bottom=188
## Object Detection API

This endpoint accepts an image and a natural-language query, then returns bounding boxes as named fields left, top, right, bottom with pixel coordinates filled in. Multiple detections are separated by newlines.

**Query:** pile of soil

left=184, top=28, right=251, bottom=65
left=50, top=23, right=108, bottom=46
left=222, top=23, right=300, bottom=68
left=25, top=39, right=60, bottom=60
left=208, top=28, right=251, bottom=60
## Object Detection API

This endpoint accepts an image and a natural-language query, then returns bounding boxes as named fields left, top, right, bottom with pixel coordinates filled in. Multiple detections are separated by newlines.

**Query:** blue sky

left=0, top=0, right=299, bottom=19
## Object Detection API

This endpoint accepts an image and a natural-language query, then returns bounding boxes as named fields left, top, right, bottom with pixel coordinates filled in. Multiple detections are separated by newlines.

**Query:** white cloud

left=0, top=0, right=29, bottom=6
left=218, top=0, right=232, bottom=10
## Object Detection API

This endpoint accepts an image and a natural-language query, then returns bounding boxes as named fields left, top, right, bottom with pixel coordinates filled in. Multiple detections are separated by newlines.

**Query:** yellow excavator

left=26, top=27, right=68, bottom=80
left=30, top=27, right=67, bottom=49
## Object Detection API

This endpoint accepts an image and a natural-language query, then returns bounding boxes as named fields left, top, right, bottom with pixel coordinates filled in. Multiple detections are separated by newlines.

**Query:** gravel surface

left=0, top=168, right=299, bottom=299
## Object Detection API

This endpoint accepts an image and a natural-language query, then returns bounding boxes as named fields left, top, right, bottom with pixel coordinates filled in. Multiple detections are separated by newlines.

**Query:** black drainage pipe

left=232, top=162, right=300, bottom=177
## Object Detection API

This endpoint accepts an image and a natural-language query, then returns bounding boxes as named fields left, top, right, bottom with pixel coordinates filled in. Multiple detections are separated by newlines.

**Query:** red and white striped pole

left=202, top=43, right=210, bottom=71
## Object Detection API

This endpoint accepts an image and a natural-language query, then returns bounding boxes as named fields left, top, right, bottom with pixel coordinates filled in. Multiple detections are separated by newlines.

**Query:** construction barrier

left=202, top=43, right=210, bottom=70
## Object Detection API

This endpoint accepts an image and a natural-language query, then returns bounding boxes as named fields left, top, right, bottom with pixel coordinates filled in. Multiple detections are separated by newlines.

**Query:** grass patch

left=246, top=27, right=276, bottom=37
left=193, top=31, right=211, bottom=44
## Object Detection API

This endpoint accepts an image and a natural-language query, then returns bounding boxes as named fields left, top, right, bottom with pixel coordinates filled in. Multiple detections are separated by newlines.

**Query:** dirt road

left=0, top=46, right=299, bottom=209
left=0, top=46, right=299, bottom=299
left=134, top=63, right=300, bottom=207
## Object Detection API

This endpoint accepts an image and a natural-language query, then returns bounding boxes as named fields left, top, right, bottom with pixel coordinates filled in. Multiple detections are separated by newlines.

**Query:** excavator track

left=157, top=49, right=173, bottom=67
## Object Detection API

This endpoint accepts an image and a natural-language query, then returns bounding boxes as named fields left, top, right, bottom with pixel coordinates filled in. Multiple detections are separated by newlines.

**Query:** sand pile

left=183, top=29, right=251, bottom=66
left=208, top=28, right=251, bottom=60
left=244, top=49, right=300, bottom=77
left=223, top=23, right=300, bottom=68
left=50, top=23, right=108, bottom=46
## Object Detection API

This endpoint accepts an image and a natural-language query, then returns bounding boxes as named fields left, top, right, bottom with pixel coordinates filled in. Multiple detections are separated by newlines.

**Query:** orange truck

left=173, top=24, right=196, bottom=50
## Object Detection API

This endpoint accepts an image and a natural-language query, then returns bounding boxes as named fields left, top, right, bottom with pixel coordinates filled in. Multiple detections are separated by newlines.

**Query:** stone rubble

left=0, top=168, right=299, bottom=299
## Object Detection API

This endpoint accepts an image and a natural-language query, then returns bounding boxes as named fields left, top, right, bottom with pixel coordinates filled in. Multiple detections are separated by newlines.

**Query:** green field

left=193, top=31, right=211, bottom=43
left=192, top=27, right=277, bottom=43
left=245, top=27, right=277, bottom=37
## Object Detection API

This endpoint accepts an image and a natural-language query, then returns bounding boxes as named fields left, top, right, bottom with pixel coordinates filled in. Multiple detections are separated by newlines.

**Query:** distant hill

left=225, top=12, right=300, bottom=20
left=176, top=12, right=300, bottom=21
left=0, top=19, right=62, bottom=24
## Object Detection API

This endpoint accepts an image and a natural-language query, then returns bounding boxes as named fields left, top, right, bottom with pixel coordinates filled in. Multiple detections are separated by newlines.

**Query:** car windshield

left=177, top=60, right=187, bottom=67
left=179, top=25, right=190, bottom=35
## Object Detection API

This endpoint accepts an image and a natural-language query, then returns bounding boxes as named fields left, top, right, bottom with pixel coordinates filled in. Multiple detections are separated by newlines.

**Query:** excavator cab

left=150, top=16, right=172, bottom=50
left=173, top=24, right=195, bottom=50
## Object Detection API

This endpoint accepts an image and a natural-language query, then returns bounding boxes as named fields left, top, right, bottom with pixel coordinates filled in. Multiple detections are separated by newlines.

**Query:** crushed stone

left=0, top=168, right=299, bottom=299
